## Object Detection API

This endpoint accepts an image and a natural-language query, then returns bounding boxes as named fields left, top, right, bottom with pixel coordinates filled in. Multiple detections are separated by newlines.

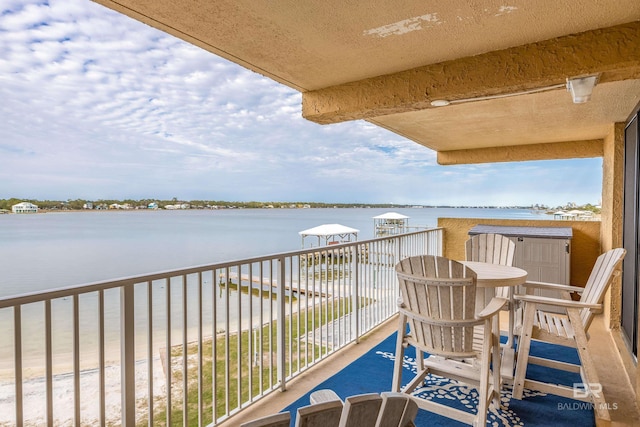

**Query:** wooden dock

left=221, top=272, right=326, bottom=296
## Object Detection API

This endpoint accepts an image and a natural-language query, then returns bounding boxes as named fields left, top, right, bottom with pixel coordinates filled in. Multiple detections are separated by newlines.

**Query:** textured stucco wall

left=601, top=123, right=625, bottom=328
left=437, top=139, right=603, bottom=165
left=601, top=123, right=625, bottom=251
left=438, top=217, right=601, bottom=287
left=303, top=22, right=640, bottom=124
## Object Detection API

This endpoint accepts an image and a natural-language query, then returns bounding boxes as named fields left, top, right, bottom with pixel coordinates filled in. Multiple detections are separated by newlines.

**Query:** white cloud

left=0, top=0, right=602, bottom=206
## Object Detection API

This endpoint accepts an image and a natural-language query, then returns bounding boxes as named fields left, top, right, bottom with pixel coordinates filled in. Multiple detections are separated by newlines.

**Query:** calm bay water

left=0, top=207, right=547, bottom=298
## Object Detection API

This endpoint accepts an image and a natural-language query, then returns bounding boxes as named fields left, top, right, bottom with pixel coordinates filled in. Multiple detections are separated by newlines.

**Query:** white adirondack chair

left=296, top=399, right=344, bottom=427
left=465, top=233, right=517, bottom=345
left=336, top=393, right=383, bottom=427
left=511, top=248, right=626, bottom=423
left=240, top=411, right=291, bottom=427
left=307, top=390, right=418, bottom=427
left=374, top=392, right=419, bottom=427
left=465, top=233, right=516, bottom=268
left=393, top=255, right=506, bottom=427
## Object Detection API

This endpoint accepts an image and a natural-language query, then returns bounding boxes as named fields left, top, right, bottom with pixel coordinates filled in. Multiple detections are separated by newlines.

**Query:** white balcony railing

left=0, top=228, right=442, bottom=427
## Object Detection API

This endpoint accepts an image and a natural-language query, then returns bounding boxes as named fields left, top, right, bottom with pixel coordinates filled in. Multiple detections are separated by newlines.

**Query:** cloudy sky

left=0, top=0, right=602, bottom=206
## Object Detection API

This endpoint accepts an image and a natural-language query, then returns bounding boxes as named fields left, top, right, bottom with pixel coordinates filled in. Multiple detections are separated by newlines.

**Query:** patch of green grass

left=142, top=294, right=365, bottom=426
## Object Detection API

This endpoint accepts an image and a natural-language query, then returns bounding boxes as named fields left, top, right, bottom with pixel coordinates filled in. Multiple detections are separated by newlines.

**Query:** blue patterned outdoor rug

left=281, top=332, right=594, bottom=426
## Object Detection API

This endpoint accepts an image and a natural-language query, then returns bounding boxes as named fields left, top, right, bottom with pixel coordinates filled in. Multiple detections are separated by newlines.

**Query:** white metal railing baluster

left=224, top=267, right=230, bottom=415
left=321, top=250, right=325, bottom=354
left=336, top=250, right=341, bottom=349
left=98, top=291, right=106, bottom=427
left=277, top=257, right=286, bottom=391
left=146, top=282, right=153, bottom=427
left=342, top=247, right=347, bottom=344
left=341, top=250, right=348, bottom=344
left=236, top=265, right=242, bottom=410
left=14, top=305, right=23, bottom=427
left=73, top=295, right=80, bottom=426
left=44, top=300, right=53, bottom=427
left=165, top=277, right=172, bottom=425
left=182, top=274, right=188, bottom=426
left=248, top=263, right=254, bottom=401
left=369, top=242, right=375, bottom=331
left=312, top=252, right=316, bottom=363
left=360, top=243, right=366, bottom=333
left=268, top=261, right=274, bottom=389
left=258, top=262, right=264, bottom=394
left=212, top=269, right=218, bottom=423
left=197, top=272, right=203, bottom=426
left=120, top=285, right=135, bottom=427
left=302, top=257, right=308, bottom=369
left=292, top=255, right=304, bottom=372
left=352, top=245, right=360, bottom=343
left=288, top=257, right=294, bottom=376
left=327, top=251, right=338, bottom=351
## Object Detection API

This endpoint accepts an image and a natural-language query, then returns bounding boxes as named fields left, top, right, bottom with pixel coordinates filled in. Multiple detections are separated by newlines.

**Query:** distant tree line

left=0, top=198, right=411, bottom=211
left=579, top=203, right=601, bottom=213
left=0, top=198, right=597, bottom=212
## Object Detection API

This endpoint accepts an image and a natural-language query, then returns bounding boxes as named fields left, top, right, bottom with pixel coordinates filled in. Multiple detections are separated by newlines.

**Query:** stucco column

left=601, top=122, right=625, bottom=329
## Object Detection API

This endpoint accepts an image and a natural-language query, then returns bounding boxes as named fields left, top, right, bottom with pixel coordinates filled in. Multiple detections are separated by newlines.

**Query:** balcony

left=2, top=219, right=638, bottom=426
left=3, top=0, right=639, bottom=423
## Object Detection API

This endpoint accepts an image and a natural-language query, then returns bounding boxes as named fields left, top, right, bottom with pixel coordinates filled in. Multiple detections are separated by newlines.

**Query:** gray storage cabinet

left=469, top=225, right=572, bottom=311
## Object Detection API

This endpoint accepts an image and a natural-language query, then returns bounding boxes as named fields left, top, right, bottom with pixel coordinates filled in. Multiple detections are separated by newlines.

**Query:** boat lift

left=299, top=223, right=359, bottom=248
left=373, top=212, right=409, bottom=237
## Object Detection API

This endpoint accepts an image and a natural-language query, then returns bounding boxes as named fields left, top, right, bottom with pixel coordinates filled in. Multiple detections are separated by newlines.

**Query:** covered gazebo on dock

left=299, top=224, right=359, bottom=248
left=373, top=212, right=409, bottom=236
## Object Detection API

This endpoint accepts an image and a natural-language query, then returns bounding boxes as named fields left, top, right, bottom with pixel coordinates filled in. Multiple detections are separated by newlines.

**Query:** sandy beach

left=0, top=357, right=166, bottom=427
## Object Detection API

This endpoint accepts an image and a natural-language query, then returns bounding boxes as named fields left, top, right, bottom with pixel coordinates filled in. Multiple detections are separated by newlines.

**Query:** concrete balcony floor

left=588, top=316, right=640, bottom=426
left=221, top=313, right=640, bottom=427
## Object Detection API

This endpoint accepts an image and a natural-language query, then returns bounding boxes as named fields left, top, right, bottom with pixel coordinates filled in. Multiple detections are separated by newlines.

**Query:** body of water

left=0, top=207, right=548, bottom=297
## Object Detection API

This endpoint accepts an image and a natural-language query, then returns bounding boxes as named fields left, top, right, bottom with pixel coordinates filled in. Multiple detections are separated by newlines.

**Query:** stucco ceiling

left=371, top=79, right=640, bottom=151
left=93, top=0, right=640, bottom=160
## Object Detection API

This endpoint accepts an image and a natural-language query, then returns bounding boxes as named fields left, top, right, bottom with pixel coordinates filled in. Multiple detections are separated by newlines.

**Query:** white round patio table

left=460, top=261, right=528, bottom=289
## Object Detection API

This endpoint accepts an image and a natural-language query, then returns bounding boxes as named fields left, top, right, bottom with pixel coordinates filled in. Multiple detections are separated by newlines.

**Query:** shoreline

left=1, top=205, right=562, bottom=215
left=0, top=295, right=317, bottom=426
left=0, top=357, right=166, bottom=427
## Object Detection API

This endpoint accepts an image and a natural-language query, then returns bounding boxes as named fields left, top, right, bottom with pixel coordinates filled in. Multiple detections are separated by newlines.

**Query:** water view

left=0, top=207, right=546, bottom=297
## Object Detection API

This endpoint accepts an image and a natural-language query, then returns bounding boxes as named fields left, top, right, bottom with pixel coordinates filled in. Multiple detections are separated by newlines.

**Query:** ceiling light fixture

left=566, top=75, right=599, bottom=103
left=430, top=99, right=451, bottom=107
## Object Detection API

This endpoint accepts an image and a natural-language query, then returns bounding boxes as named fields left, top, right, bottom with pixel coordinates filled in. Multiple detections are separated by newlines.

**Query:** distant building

left=12, top=202, right=38, bottom=214
left=553, top=209, right=596, bottom=221
left=108, top=203, right=133, bottom=210
left=164, top=203, right=190, bottom=210
left=148, top=202, right=158, bottom=210
left=83, top=202, right=94, bottom=209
